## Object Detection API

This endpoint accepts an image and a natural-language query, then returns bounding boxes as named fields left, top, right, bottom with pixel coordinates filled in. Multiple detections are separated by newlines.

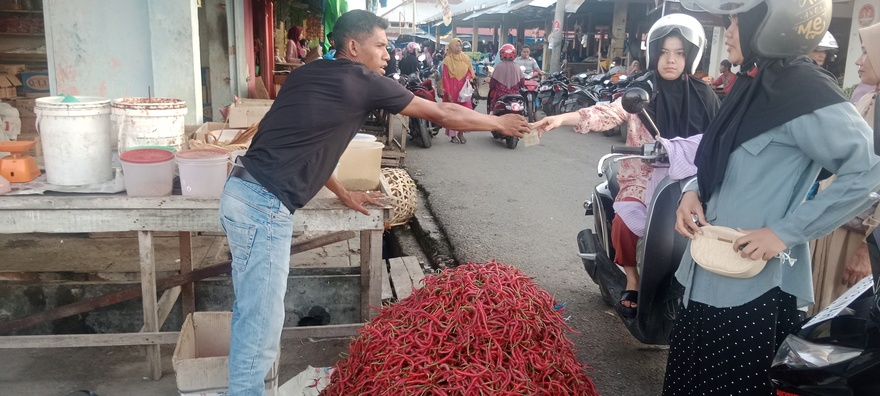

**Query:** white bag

left=690, top=225, right=768, bottom=279
left=458, top=80, right=474, bottom=103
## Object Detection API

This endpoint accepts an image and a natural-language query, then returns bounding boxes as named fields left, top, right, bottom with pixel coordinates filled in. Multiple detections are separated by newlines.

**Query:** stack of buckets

left=34, top=95, right=230, bottom=198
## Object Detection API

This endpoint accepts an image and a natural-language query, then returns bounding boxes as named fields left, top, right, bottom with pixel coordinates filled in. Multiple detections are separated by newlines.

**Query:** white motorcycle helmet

left=680, top=0, right=833, bottom=58
left=816, top=31, right=838, bottom=52
left=645, top=13, right=707, bottom=75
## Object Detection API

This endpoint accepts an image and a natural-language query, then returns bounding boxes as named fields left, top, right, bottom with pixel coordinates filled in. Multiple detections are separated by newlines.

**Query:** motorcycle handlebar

left=611, top=145, right=644, bottom=155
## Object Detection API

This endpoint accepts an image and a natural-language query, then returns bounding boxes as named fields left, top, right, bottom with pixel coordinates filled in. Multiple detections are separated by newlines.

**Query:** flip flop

left=619, top=290, right=638, bottom=317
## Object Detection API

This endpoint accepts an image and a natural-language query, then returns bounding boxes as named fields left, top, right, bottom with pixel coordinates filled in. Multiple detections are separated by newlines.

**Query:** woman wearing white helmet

left=534, top=13, right=720, bottom=316
left=672, top=1, right=880, bottom=393
left=809, top=31, right=838, bottom=68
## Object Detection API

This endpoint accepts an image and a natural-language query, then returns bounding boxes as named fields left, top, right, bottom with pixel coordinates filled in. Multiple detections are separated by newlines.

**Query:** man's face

left=810, top=50, right=827, bottom=66
left=521, top=47, right=530, bottom=59
left=347, top=27, right=391, bottom=75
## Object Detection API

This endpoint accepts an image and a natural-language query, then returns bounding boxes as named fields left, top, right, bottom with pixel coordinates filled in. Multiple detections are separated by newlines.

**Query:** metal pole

left=549, top=0, right=566, bottom=73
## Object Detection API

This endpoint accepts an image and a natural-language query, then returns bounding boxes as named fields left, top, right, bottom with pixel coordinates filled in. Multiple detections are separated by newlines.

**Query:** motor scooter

left=576, top=88, right=689, bottom=344
left=767, top=105, right=880, bottom=395
left=520, top=66, right=540, bottom=123
left=490, top=93, right=525, bottom=149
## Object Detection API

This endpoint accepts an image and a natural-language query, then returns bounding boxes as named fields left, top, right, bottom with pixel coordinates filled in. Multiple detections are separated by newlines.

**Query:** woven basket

left=381, top=168, right=418, bottom=226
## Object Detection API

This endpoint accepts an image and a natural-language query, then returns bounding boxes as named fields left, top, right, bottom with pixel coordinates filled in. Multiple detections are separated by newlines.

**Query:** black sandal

left=619, top=290, right=638, bottom=317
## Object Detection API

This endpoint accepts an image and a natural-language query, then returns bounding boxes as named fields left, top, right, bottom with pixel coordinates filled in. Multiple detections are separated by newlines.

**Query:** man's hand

left=495, top=114, right=529, bottom=138
left=339, top=191, right=385, bottom=215
left=841, top=243, right=871, bottom=287
left=733, top=228, right=787, bottom=261
left=675, top=190, right=708, bottom=238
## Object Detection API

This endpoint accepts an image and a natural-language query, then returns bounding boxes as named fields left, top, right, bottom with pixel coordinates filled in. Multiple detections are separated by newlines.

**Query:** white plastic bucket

left=35, top=96, right=112, bottom=185
left=176, top=149, right=228, bottom=198
left=112, top=98, right=188, bottom=153
left=337, top=141, right=384, bottom=191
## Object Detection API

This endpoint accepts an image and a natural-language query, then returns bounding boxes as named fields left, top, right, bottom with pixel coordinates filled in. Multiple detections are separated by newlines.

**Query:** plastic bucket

left=35, top=96, right=113, bottom=185
left=176, top=149, right=228, bottom=197
left=337, top=141, right=384, bottom=191
left=353, top=133, right=377, bottom=142
left=120, top=148, right=174, bottom=196
left=112, top=98, right=188, bottom=153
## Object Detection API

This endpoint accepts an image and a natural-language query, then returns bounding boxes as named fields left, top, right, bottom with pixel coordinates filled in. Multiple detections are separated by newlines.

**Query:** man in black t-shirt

left=220, top=10, right=529, bottom=394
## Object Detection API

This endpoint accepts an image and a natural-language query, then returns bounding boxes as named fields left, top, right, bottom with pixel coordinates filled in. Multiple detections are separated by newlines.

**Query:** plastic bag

left=458, top=79, right=474, bottom=103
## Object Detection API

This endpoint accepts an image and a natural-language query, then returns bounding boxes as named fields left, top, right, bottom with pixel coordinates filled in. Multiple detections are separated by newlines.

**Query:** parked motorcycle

left=489, top=93, right=525, bottom=149
left=398, top=63, right=439, bottom=148
left=576, top=88, right=687, bottom=344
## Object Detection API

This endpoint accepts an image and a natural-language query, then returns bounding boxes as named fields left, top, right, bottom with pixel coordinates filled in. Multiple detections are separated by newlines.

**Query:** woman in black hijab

left=669, top=1, right=880, bottom=393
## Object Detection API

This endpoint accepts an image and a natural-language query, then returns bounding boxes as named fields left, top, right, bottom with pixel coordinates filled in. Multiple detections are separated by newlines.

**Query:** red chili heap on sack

left=321, top=261, right=599, bottom=395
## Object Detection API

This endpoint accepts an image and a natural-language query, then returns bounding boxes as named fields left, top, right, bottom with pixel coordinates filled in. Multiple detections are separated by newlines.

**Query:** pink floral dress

left=574, top=99, right=655, bottom=205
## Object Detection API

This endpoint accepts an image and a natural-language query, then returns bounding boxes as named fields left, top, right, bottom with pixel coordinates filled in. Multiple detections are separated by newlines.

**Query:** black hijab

left=632, top=33, right=720, bottom=139
left=695, top=3, right=848, bottom=200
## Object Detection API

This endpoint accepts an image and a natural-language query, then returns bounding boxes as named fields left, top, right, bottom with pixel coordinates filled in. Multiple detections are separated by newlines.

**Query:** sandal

left=451, top=137, right=461, bottom=143
left=458, top=132, right=467, bottom=143
left=619, top=290, right=638, bottom=317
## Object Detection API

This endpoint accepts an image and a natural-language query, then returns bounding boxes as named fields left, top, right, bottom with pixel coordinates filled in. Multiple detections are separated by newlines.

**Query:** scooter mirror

left=621, top=87, right=650, bottom=114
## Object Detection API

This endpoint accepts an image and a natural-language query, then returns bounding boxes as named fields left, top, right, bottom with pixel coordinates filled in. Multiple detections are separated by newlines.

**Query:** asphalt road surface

left=403, top=110, right=668, bottom=396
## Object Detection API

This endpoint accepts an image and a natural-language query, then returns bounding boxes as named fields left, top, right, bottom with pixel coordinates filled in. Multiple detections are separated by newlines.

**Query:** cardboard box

left=0, top=74, right=22, bottom=99
left=12, top=97, right=36, bottom=117
left=191, top=122, right=246, bottom=145
left=20, top=71, right=49, bottom=96
left=0, top=64, right=26, bottom=75
left=172, top=312, right=279, bottom=395
left=227, top=99, right=273, bottom=128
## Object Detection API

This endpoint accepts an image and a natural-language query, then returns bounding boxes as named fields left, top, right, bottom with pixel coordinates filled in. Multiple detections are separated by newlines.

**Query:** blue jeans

left=219, top=176, right=293, bottom=395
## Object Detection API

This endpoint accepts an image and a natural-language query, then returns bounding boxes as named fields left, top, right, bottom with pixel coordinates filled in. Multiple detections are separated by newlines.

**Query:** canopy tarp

left=323, top=0, right=348, bottom=51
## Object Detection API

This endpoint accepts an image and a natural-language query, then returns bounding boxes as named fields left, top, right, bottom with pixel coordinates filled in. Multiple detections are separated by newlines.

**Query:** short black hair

left=613, top=56, right=622, bottom=64
left=521, top=45, right=530, bottom=51
left=720, top=59, right=731, bottom=68
left=333, top=10, right=389, bottom=57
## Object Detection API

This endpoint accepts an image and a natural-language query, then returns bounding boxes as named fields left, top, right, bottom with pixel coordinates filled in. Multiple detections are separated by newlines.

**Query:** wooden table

left=0, top=192, right=390, bottom=380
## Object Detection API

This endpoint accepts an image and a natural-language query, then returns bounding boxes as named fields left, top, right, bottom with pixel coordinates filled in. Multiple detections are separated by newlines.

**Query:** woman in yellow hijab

left=441, top=38, right=475, bottom=143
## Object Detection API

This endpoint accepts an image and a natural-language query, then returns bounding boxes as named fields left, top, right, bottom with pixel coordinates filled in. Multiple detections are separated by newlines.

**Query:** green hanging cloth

left=323, top=0, right=348, bottom=52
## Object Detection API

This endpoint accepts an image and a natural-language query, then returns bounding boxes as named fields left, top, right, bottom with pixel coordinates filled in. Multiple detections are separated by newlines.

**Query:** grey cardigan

left=677, top=102, right=880, bottom=308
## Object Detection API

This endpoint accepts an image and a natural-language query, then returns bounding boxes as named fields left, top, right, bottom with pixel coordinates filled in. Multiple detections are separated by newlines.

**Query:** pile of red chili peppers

left=321, top=261, right=598, bottom=395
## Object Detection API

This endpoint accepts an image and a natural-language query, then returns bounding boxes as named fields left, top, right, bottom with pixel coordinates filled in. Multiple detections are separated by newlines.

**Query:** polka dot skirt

left=662, top=287, right=799, bottom=395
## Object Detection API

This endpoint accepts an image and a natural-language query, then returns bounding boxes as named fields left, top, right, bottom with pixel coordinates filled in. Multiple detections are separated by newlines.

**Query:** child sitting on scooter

left=532, top=14, right=720, bottom=316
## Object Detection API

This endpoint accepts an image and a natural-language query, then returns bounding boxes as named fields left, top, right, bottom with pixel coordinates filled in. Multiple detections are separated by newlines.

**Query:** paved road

left=403, top=111, right=668, bottom=396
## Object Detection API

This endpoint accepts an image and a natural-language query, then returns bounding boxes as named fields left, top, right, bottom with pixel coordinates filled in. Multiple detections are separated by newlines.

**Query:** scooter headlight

left=510, top=103, right=522, bottom=112
left=772, top=335, right=862, bottom=369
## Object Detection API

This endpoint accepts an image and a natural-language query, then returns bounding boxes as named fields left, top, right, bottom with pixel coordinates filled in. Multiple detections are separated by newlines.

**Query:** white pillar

left=843, top=0, right=880, bottom=89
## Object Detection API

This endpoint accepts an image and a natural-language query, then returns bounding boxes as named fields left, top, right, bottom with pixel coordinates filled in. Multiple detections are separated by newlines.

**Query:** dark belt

left=230, top=164, right=261, bottom=186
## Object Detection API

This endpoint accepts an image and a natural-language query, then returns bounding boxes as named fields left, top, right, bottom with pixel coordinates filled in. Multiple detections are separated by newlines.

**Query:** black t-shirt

left=240, top=59, right=414, bottom=211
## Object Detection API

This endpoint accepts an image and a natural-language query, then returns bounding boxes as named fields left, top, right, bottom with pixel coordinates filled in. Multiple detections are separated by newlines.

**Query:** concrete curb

left=390, top=171, right=458, bottom=270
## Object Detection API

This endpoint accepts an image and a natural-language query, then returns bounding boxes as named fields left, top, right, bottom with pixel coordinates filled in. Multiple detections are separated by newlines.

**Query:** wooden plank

left=89, top=231, right=180, bottom=238
left=179, top=231, right=196, bottom=316
left=387, top=257, right=413, bottom=301
left=360, top=230, right=383, bottom=321
left=381, top=259, right=393, bottom=301
left=0, top=231, right=357, bottom=335
left=0, top=332, right=181, bottom=349
left=401, top=256, right=426, bottom=291
left=138, top=231, right=162, bottom=381
left=140, top=286, right=181, bottom=333
left=279, top=323, right=362, bottom=339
